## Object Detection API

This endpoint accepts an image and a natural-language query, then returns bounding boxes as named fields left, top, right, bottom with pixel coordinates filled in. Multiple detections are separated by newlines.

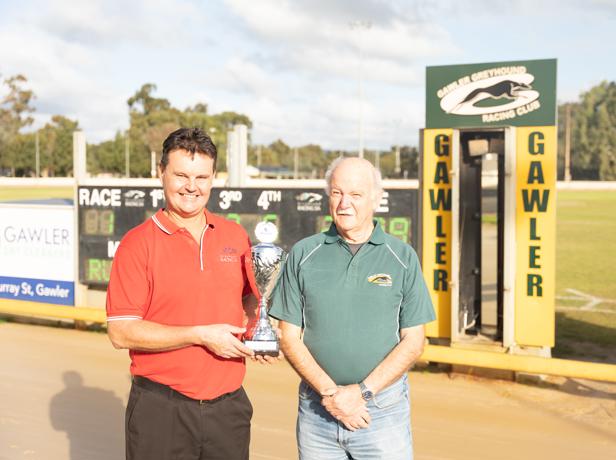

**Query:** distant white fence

left=2, top=177, right=615, bottom=190
left=556, top=181, right=616, bottom=190
left=0, top=177, right=76, bottom=187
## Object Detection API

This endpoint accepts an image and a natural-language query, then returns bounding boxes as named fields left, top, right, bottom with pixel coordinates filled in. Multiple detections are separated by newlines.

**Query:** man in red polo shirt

left=106, top=127, right=266, bottom=460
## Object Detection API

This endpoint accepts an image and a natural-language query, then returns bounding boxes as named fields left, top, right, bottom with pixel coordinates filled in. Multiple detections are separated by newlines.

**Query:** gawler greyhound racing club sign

left=426, top=59, right=556, bottom=128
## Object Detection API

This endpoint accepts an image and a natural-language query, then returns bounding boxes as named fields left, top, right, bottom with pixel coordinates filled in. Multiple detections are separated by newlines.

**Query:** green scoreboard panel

left=77, top=186, right=418, bottom=286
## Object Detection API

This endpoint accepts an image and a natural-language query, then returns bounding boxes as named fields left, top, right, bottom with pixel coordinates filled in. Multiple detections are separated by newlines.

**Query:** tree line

left=0, top=74, right=613, bottom=180
left=557, top=81, right=616, bottom=180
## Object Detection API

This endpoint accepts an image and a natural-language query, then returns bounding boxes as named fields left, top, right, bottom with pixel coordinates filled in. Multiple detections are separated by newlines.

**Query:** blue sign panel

left=0, top=276, right=75, bottom=306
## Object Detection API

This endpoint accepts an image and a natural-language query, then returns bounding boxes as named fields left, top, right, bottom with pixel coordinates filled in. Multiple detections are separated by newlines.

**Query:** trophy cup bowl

left=243, top=229, right=285, bottom=357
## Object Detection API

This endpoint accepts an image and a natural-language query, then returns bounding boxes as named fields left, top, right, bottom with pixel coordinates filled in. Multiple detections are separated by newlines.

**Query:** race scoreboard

left=77, top=186, right=418, bottom=286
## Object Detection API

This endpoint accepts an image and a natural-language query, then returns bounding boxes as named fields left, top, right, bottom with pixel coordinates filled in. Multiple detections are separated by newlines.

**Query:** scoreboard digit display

left=77, top=186, right=418, bottom=286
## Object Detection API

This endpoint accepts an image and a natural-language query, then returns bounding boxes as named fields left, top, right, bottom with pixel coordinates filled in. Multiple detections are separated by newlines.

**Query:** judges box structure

left=77, top=186, right=418, bottom=287
left=419, top=59, right=557, bottom=356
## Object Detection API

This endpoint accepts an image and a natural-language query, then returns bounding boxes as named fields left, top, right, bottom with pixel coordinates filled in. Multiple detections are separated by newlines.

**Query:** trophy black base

left=244, top=340, right=280, bottom=357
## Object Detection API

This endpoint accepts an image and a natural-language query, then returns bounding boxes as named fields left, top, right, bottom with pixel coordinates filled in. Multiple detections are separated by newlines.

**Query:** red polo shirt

left=106, top=208, right=253, bottom=400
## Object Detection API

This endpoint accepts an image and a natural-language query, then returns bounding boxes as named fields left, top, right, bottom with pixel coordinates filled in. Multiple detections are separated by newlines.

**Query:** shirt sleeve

left=105, top=236, right=150, bottom=321
left=399, top=248, right=436, bottom=328
left=268, top=246, right=304, bottom=327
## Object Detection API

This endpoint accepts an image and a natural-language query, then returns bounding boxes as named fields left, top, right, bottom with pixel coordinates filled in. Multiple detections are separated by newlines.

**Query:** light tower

left=349, top=20, right=372, bottom=158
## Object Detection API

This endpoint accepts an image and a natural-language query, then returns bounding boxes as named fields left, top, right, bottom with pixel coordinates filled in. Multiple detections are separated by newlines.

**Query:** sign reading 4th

left=257, top=190, right=282, bottom=210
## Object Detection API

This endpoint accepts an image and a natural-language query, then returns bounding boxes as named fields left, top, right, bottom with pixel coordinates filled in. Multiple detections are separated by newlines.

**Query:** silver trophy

left=243, top=222, right=284, bottom=356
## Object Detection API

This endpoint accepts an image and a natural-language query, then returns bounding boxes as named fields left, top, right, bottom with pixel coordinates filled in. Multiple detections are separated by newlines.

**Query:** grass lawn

left=554, top=190, right=616, bottom=362
left=556, top=191, right=616, bottom=299
left=0, top=186, right=73, bottom=202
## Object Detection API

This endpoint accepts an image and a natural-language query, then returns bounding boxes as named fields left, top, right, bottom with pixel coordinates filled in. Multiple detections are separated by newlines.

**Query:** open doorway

left=457, top=129, right=505, bottom=341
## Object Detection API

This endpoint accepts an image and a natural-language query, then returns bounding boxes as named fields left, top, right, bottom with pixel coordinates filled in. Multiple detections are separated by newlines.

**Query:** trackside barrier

left=1, top=298, right=615, bottom=383
left=0, top=299, right=105, bottom=323
left=420, top=345, right=616, bottom=383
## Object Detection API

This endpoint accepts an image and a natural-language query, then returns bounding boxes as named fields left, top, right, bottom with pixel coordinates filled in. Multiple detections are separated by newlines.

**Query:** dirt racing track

left=1, top=322, right=615, bottom=460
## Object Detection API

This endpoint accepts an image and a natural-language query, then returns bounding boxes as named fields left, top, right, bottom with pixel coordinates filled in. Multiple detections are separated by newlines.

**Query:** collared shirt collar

left=151, top=208, right=215, bottom=235
left=323, top=219, right=386, bottom=245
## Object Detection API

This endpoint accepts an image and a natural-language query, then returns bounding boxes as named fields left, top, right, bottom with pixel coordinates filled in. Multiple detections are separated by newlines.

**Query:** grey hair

left=324, top=157, right=383, bottom=209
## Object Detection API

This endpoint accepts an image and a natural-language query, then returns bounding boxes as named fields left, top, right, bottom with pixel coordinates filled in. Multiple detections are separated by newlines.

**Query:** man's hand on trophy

left=196, top=324, right=255, bottom=359
left=250, top=327, right=284, bottom=364
left=250, top=353, right=280, bottom=364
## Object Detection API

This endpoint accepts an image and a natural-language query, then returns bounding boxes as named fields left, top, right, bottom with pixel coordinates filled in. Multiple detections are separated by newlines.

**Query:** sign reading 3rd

left=257, top=190, right=282, bottom=210
left=219, top=190, right=243, bottom=210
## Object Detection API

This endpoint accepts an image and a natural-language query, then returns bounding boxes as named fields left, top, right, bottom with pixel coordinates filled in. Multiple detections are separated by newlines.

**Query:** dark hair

left=161, top=128, right=217, bottom=171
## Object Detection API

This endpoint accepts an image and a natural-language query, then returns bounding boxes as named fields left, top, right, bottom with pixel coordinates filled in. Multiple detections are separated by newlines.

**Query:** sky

left=0, top=0, right=614, bottom=151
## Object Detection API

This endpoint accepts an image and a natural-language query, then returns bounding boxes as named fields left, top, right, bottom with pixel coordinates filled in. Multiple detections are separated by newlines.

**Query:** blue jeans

left=296, top=376, right=413, bottom=460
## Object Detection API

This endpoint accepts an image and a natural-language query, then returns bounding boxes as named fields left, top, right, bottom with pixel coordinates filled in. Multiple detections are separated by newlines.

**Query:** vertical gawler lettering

left=431, top=133, right=451, bottom=292
left=523, top=131, right=548, bottom=297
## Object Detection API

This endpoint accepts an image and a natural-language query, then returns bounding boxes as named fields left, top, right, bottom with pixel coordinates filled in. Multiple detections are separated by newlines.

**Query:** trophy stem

left=258, top=298, right=269, bottom=322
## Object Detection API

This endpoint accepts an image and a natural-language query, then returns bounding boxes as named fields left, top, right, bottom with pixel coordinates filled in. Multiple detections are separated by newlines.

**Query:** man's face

left=159, top=149, right=214, bottom=219
left=328, top=159, right=380, bottom=239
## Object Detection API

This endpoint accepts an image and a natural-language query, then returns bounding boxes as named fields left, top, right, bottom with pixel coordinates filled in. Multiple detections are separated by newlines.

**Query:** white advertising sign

left=0, top=204, right=75, bottom=305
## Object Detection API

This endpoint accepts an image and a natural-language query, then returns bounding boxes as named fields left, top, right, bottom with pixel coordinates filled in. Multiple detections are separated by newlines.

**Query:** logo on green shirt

left=367, top=273, right=392, bottom=287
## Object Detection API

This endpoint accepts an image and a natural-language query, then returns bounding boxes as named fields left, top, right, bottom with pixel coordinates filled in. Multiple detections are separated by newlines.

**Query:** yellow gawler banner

left=422, top=129, right=453, bottom=338
left=515, top=126, right=556, bottom=347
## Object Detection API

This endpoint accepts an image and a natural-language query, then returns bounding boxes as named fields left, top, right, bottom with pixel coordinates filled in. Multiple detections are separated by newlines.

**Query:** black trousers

left=126, top=377, right=253, bottom=460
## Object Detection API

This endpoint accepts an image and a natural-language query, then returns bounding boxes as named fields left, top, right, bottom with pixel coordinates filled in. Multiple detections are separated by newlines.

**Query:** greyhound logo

left=440, top=73, right=539, bottom=116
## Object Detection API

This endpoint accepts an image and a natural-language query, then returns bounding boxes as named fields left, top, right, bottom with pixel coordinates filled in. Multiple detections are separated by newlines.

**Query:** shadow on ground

left=49, top=371, right=124, bottom=460
left=554, top=312, right=616, bottom=364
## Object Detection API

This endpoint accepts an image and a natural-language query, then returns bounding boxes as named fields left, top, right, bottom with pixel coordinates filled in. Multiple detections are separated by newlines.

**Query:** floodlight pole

left=350, top=20, right=371, bottom=159
left=35, top=131, right=40, bottom=177
left=564, top=104, right=572, bottom=182
left=125, top=135, right=130, bottom=178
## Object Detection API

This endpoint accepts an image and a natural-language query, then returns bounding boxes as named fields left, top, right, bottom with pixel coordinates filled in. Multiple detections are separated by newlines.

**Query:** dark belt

left=132, top=375, right=240, bottom=405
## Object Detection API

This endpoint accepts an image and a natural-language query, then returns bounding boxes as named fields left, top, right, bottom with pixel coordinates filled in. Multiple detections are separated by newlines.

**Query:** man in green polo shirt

left=269, top=157, right=435, bottom=460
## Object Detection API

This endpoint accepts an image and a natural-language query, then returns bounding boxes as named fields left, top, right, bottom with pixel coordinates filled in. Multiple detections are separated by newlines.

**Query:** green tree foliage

left=297, top=144, right=330, bottom=176
left=559, top=81, right=616, bottom=180
left=399, top=145, right=419, bottom=179
left=37, top=115, right=79, bottom=176
left=88, top=131, right=127, bottom=176
left=211, top=112, right=252, bottom=168
left=127, top=83, right=171, bottom=114
left=250, top=139, right=290, bottom=172
left=126, top=83, right=181, bottom=176
left=6, top=132, right=35, bottom=176
left=249, top=142, right=337, bottom=178
left=1, top=115, right=79, bottom=177
left=0, top=75, right=78, bottom=177
left=0, top=74, right=35, bottom=175
left=5, top=73, right=616, bottom=181
left=269, top=139, right=292, bottom=168
left=91, top=83, right=255, bottom=176
left=248, top=144, right=417, bottom=180
left=556, top=103, right=571, bottom=179
left=374, top=146, right=418, bottom=179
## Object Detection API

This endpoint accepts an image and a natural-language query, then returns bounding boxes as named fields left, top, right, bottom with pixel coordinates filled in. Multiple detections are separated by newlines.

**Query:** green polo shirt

left=269, top=222, right=435, bottom=385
